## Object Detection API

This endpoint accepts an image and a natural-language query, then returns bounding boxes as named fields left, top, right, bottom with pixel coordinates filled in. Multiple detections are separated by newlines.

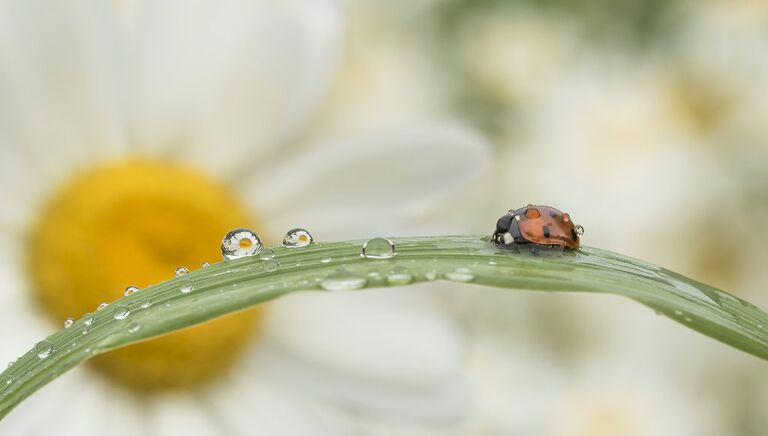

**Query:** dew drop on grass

left=140, top=299, right=152, bottom=309
left=124, top=285, right=140, bottom=296
left=83, top=313, right=94, bottom=326
left=64, top=318, right=75, bottom=328
left=263, top=259, right=280, bottom=272
left=361, top=238, right=395, bottom=259
left=283, top=228, right=313, bottom=248
left=97, top=302, right=109, bottom=311
left=221, top=228, right=262, bottom=260
left=260, top=248, right=275, bottom=260
left=321, top=270, right=368, bottom=291
left=112, top=305, right=130, bottom=320
left=321, top=257, right=332, bottom=263
left=445, top=267, right=475, bottom=282
left=386, top=266, right=413, bottom=286
left=179, top=278, right=194, bottom=294
left=35, top=341, right=53, bottom=360
left=5, top=378, right=11, bottom=385
left=425, top=270, right=439, bottom=281
left=128, top=322, right=141, bottom=333
left=175, top=266, right=189, bottom=277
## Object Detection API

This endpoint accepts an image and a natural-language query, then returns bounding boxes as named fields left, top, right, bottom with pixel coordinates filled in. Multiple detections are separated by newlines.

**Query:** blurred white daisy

left=0, top=1, right=490, bottom=434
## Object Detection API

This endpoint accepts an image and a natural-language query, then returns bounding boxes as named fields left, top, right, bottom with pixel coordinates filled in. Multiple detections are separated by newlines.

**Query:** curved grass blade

left=1, top=235, right=767, bottom=419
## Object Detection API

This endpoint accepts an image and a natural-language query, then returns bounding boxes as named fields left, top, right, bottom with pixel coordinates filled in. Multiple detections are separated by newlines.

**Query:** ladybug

left=493, top=205, right=583, bottom=250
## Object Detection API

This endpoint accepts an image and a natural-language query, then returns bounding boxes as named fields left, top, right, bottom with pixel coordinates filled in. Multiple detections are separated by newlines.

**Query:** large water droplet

left=97, top=302, right=109, bottom=311
left=283, top=228, right=313, bottom=248
left=112, top=305, right=130, bottom=320
left=386, top=266, right=413, bottom=286
left=179, top=278, right=194, bottom=294
left=83, top=313, right=94, bottom=326
left=361, top=238, right=395, bottom=259
left=63, top=318, right=75, bottom=328
left=221, top=228, right=262, bottom=260
left=35, top=341, right=53, bottom=359
left=320, top=270, right=368, bottom=291
left=575, top=225, right=585, bottom=236
left=175, top=266, right=189, bottom=277
left=124, top=285, right=140, bottom=296
left=445, top=267, right=475, bottom=282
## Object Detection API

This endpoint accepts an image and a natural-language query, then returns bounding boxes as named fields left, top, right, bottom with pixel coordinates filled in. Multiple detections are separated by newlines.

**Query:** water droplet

left=386, top=266, right=413, bottom=286
left=112, top=305, right=130, bottom=320
left=684, top=316, right=693, bottom=323
left=97, top=302, right=109, bottom=311
left=575, top=225, right=585, bottom=236
left=124, top=285, right=140, bottom=296
left=7, top=362, right=13, bottom=368
left=674, top=310, right=683, bottom=316
left=128, top=322, right=141, bottom=333
left=179, top=278, right=194, bottom=294
left=361, top=238, right=395, bottom=259
left=201, top=262, right=211, bottom=268
left=488, top=260, right=497, bottom=266
left=5, top=378, right=11, bottom=385
left=140, top=299, right=153, bottom=309
left=221, top=228, right=262, bottom=260
left=64, top=318, right=75, bottom=328
left=425, top=270, right=439, bottom=281
left=175, top=266, right=189, bottom=276
left=321, top=257, right=332, bottom=263
left=260, top=248, right=275, bottom=260
left=320, top=270, right=368, bottom=291
left=283, top=228, right=313, bottom=248
left=445, top=267, right=475, bottom=282
left=35, top=341, right=53, bottom=359
left=263, top=259, right=280, bottom=272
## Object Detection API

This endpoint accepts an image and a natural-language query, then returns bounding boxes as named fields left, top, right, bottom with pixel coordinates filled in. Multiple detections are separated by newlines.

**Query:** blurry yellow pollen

left=28, top=160, right=264, bottom=391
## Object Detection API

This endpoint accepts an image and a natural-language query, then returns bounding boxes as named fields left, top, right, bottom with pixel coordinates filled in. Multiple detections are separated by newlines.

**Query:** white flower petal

left=0, top=0, right=126, bottom=156
left=244, top=122, right=490, bottom=237
left=122, top=0, right=343, bottom=174
left=148, top=395, right=220, bottom=436
left=0, top=368, right=94, bottom=435
left=205, top=376, right=336, bottom=436
left=260, top=287, right=470, bottom=424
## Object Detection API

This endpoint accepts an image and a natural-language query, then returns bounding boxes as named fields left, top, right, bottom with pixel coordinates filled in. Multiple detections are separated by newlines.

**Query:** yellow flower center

left=27, top=160, right=264, bottom=391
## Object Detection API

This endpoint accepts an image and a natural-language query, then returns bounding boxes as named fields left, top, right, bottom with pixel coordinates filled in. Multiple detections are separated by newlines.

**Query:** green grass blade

left=1, top=235, right=766, bottom=419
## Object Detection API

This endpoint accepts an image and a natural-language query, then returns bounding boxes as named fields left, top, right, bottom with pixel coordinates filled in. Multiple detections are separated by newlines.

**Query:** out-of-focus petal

left=243, top=122, right=490, bottom=238
left=122, top=0, right=343, bottom=175
left=205, top=376, right=337, bottom=436
left=257, top=287, right=470, bottom=424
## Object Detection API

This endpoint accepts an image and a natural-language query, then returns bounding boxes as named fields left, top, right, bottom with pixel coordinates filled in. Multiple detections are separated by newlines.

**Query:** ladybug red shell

left=493, top=205, right=583, bottom=250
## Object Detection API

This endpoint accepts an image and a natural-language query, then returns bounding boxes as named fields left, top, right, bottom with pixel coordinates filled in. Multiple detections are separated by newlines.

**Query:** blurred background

left=0, top=0, right=767, bottom=435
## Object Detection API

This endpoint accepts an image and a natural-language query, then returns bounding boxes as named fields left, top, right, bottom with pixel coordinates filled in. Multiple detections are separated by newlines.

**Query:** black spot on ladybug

left=542, top=226, right=550, bottom=238
left=549, top=211, right=557, bottom=218
left=571, top=228, right=578, bottom=241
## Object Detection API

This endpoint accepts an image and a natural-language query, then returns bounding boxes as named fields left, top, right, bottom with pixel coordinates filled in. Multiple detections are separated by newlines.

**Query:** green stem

left=1, top=235, right=766, bottom=419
